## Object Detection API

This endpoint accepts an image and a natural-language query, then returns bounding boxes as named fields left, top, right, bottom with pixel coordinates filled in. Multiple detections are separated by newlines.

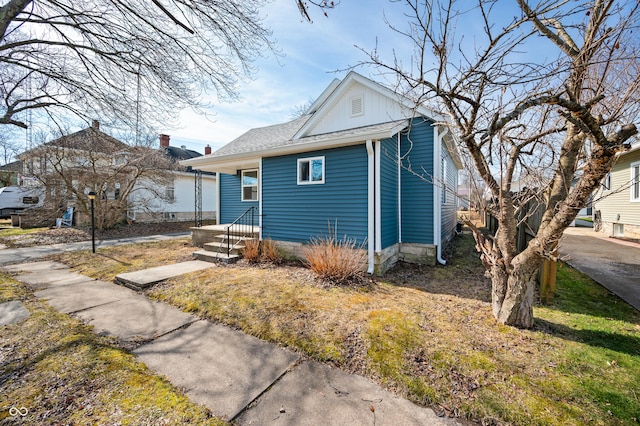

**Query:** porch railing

left=225, top=206, right=257, bottom=256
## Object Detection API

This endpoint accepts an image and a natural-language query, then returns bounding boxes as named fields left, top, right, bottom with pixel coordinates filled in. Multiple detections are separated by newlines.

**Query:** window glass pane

left=243, top=170, right=258, bottom=186
left=634, top=166, right=640, bottom=199
left=299, top=161, right=310, bottom=182
left=243, top=186, right=257, bottom=201
left=311, top=159, right=323, bottom=181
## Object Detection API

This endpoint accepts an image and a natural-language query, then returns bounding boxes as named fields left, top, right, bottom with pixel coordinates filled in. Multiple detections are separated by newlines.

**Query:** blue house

left=183, top=72, right=462, bottom=273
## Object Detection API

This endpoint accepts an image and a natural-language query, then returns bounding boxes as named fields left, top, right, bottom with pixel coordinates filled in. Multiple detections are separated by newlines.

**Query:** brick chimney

left=92, top=120, right=100, bottom=130
left=204, top=144, right=211, bottom=155
left=159, top=134, right=170, bottom=147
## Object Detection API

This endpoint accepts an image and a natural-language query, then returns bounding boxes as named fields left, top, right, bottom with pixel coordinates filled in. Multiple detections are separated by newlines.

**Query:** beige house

left=594, top=142, right=640, bottom=239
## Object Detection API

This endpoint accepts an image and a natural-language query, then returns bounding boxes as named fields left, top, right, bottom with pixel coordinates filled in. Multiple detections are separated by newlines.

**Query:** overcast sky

left=161, top=0, right=412, bottom=154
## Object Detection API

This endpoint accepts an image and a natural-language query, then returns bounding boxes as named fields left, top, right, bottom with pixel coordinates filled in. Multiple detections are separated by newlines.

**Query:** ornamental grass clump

left=260, top=238, right=283, bottom=264
left=241, top=238, right=260, bottom=263
left=303, top=235, right=367, bottom=285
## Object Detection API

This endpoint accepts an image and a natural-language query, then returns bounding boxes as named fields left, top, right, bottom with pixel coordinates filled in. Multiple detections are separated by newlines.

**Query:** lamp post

left=88, top=191, right=96, bottom=253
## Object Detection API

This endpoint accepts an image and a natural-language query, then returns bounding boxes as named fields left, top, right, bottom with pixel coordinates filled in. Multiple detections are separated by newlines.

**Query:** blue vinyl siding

left=220, top=172, right=259, bottom=225
left=262, top=145, right=368, bottom=244
left=400, top=119, right=435, bottom=244
left=440, top=148, right=458, bottom=246
left=380, top=137, right=399, bottom=248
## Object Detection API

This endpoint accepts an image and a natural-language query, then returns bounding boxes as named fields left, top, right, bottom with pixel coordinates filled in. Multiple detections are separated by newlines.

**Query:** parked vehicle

left=0, top=186, right=44, bottom=218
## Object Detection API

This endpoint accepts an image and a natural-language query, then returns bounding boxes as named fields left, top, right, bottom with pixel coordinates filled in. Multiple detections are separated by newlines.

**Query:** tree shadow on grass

left=534, top=317, right=640, bottom=357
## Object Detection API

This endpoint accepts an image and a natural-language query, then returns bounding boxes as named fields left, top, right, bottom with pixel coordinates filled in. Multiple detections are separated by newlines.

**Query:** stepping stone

left=1, top=260, right=68, bottom=273
left=133, top=320, right=300, bottom=420
left=236, top=360, right=459, bottom=426
left=35, top=280, right=137, bottom=314
left=115, top=260, right=216, bottom=290
left=0, top=300, right=30, bottom=326
left=75, top=297, right=196, bottom=342
left=14, top=270, right=95, bottom=290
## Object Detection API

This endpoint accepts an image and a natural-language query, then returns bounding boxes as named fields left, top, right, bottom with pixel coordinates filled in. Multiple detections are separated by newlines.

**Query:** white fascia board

left=180, top=125, right=405, bottom=174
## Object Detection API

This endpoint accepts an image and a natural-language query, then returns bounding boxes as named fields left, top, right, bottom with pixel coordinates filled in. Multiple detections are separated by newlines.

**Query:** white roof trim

left=181, top=121, right=407, bottom=173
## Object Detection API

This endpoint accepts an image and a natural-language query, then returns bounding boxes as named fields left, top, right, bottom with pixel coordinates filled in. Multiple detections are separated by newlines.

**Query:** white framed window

left=165, top=185, right=174, bottom=203
left=297, top=157, right=325, bottom=185
left=631, top=161, right=640, bottom=202
left=441, top=157, right=447, bottom=203
left=242, top=169, right=258, bottom=201
left=602, top=173, right=611, bottom=191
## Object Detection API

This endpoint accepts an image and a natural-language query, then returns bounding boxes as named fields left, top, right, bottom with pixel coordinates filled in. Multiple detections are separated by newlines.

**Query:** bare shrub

left=241, top=239, right=260, bottom=263
left=303, top=235, right=367, bottom=285
left=260, top=238, right=283, bottom=264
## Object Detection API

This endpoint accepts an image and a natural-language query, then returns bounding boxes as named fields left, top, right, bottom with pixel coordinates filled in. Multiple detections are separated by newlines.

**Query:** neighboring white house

left=593, top=141, right=640, bottom=239
left=128, top=134, right=217, bottom=223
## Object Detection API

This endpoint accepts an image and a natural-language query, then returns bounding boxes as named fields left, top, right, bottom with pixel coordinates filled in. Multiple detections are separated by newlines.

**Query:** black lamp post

left=88, top=191, right=96, bottom=253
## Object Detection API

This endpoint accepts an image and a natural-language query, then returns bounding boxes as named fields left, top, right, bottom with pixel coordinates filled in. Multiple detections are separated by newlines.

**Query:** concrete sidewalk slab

left=1, top=260, right=68, bottom=273
left=75, top=297, right=196, bottom=341
left=13, top=270, right=95, bottom=290
left=236, top=361, right=457, bottom=426
left=0, top=300, right=30, bottom=325
left=133, top=320, right=300, bottom=420
left=35, top=280, right=137, bottom=314
left=115, top=260, right=216, bottom=290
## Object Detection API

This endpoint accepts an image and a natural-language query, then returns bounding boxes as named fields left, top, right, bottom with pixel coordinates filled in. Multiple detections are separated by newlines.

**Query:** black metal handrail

left=225, top=206, right=256, bottom=256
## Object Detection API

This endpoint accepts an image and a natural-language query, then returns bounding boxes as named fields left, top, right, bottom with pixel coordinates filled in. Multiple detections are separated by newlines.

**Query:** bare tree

left=20, top=124, right=175, bottom=230
left=363, top=0, right=639, bottom=327
left=0, top=0, right=276, bottom=130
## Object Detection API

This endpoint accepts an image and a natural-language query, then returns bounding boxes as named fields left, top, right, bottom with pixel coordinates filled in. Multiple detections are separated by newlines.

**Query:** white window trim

left=241, top=169, right=259, bottom=201
left=297, top=156, right=325, bottom=185
left=602, top=173, right=611, bottom=191
left=631, top=161, right=640, bottom=202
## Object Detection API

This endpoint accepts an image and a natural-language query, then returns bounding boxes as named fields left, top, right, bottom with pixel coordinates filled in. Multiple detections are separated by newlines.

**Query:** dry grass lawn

left=47, top=232, right=640, bottom=425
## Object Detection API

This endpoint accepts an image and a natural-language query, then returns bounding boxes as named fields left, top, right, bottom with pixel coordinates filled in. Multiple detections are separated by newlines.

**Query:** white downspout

left=434, top=126, right=446, bottom=265
left=366, top=139, right=375, bottom=274
left=397, top=132, right=402, bottom=243
left=375, top=140, right=382, bottom=253
left=258, top=158, right=263, bottom=240
left=216, top=172, right=221, bottom=225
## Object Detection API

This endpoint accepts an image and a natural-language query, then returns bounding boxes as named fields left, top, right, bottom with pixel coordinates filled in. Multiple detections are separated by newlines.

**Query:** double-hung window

left=298, top=157, right=325, bottom=185
left=242, top=170, right=258, bottom=201
left=631, top=161, right=640, bottom=202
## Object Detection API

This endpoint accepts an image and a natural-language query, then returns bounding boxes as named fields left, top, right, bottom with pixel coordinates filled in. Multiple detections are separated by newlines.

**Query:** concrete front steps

left=193, top=230, right=258, bottom=264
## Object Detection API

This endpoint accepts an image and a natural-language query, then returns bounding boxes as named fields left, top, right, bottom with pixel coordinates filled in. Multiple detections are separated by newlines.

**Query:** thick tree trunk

left=495, top=260, right=539, bottom=328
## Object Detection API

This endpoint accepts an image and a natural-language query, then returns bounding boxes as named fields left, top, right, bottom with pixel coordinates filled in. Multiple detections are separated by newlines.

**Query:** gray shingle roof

left=211, top=115, right=312, bottom=157
left=209, top=116, right=408, bottom=159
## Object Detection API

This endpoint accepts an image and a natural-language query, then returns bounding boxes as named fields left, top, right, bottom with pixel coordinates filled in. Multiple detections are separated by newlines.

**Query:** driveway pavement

left=559, top=227, right=640, bottom=311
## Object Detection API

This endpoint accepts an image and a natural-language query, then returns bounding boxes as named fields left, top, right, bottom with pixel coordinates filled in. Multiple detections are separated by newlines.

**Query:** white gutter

left=397, top=132, right=402, bottom=243
left=215, top=172, right=221, bottom=225
left=179, top=123, right=408, bottom=172
left=375, top=139, right=382, bottom=253
left=433, top=125, right=446, bottom=265
left=366, top=139, right=375, bottom=274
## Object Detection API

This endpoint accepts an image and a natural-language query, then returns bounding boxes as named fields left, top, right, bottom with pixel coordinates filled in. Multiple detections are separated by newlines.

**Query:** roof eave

left=180, top=124, right=407, bottom=173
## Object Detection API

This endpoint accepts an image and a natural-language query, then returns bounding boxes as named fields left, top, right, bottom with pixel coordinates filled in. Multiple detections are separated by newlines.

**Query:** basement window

left=298, top=157, right=325, bottom=185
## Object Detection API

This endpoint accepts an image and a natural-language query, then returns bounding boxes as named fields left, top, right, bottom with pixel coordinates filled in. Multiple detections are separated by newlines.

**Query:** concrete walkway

left=2, top=260, right=458, bottom=425
left=560, top=227, right=640, bottom=311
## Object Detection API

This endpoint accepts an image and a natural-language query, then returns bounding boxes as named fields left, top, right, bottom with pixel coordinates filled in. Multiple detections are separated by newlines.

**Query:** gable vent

left=350, top=95, right=363, bottom=117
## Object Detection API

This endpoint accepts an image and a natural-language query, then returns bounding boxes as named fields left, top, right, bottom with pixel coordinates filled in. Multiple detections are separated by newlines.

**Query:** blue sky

left=162, top=0, right=412, bottom=154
